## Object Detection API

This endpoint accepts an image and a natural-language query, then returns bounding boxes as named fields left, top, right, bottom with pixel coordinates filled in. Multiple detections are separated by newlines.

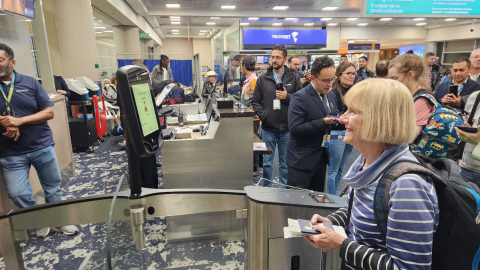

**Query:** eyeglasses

left=315, top=76, right=337, bottom=84
left=0, top=58, right=12, bottom=64
left=271, top=56, right=284, bottom=61
left=341, top=72, right=356, bottom=77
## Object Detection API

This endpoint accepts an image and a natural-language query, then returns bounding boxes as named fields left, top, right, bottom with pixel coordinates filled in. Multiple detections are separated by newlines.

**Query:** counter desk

left=161, top=102, right=255, bottom=190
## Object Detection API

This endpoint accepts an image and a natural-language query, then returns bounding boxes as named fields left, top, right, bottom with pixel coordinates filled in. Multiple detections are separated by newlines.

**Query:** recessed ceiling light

left=172, top=29, right=179, bottom=32
left=200, top=30, right=208, bottom=32
left=25, top=19, right=31, bottom=22
left=285, top=18, right=297, bottom=20
left=170, top=18, right=180, bottom=21
left=213, top=29, right=216, bottom=31
left=166, top=4, right=180, bottom=8
left=356, top=39, right=367, bottom=41
left=206, top=22, right=216, bottom=25
left=367, top=39, right=377, bottom=41
left=347, top=40, right=355, bottom=43
left=321, top=18, right=332, bottom=21
left=199, top=33, right=206, bottom=35
left=104, top=30, right=113, bottom=33
left=95, top=32, right=102, bottom=34
left=272, top=23, right=283, bottom=26
left=380, top=18, right=392, bottom=21
left=273, top=6, right=289, bottom=10
left=221, top=5, right=236, bottom=9
left=445, top=18, right=457, bottom=21
left=98, top=20, right=102, bottom=23
left=327, top=23, right=338, bottom=26
left=210, top=17, right=220, bottom=19
left=347, top=18, right=358, bottom=21
left=93, top=17, right=96, bottom=19
left=170, top=16, right=180, bottom=19
left=94, top=26, right=106, bottom=29
left=248, top=17, right=259, bottom=20
left=304, top=23, right=314, bottom=26
left=173, top=33, right=180, bottom=35
left=357, top=23, right=368, bottom=26
left=413, top=18, right=425, bottom=21
left=240, top=23, right=250, bottom=26
left=322, top=7, right=338, bottom=11
left=416, top=23, right=427, bottom=26
left=171, top=22, right=181, bottom=24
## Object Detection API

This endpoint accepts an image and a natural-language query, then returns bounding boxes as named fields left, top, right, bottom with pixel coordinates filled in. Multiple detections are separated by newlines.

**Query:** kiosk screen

left=132, top=83, right=159, bottom=137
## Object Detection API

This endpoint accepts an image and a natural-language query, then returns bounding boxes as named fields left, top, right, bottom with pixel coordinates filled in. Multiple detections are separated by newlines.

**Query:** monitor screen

left=131, top=83, right=159, bottom=137
left=399, top=45, right=425, bottom=57
left=1, top=0, right=35, bottom=18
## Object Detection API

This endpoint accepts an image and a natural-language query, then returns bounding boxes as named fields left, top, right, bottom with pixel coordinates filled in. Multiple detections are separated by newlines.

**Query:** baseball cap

left=242, top=56, right=256, bottom=66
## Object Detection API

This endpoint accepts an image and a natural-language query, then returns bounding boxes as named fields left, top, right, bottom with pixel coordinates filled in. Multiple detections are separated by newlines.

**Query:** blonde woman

left=305, top=79, right=439, bottom=270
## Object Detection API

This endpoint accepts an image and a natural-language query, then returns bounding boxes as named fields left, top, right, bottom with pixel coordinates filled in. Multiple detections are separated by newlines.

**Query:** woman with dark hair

left=326, top=62, right=356, bottom=195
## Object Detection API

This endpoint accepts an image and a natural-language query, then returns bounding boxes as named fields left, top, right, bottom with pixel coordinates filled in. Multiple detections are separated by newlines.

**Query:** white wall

left=43, top=0, right=63, bottom=76
left=193, top=39, right=214, bottom=70
left=426, top=22, right=480, bottom=42
left=161, top=38, right=194, bottom=60
left=0, top=15, right=37, bottom=79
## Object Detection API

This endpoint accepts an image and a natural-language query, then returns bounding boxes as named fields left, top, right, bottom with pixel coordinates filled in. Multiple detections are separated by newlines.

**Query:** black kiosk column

left=116, top=66, right=163, bottom=197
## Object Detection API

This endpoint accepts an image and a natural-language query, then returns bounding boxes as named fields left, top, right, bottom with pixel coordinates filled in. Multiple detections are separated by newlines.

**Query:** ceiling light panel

left=347, top=18, right=358, bottom=21
left=304, top=23, right=314, bottom=26
left=380, top=18, right=392, bottom=21
left=273, top=6, right=289, bottom=10
left=248, top=17, right=259, bottom=20
left=322, top=7, right=338, bottom=10
left=272, top=23, right=283, bottom=26
left=357, top=23, right=368, bottom=26
left=321, top=18, right=332, bottom=21
left=221, top=5, right=236, bottom=9
left=166, top=4, right=180, bottom=8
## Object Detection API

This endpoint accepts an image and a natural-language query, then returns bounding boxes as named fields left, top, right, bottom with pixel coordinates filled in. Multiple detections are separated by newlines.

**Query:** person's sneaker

left=36, top=227, right=51, bottom=238
left=52, top=225, right=79, bottom=236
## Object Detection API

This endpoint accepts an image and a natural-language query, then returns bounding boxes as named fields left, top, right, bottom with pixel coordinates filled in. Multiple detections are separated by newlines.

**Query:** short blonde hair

left=344, top=79, right=416, bottom=145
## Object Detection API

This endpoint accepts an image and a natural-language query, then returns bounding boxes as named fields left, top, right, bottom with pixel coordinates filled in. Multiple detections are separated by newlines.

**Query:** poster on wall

left=364, top=0, right=480, bottom=16
left=0, top=0, right=35, bottom=18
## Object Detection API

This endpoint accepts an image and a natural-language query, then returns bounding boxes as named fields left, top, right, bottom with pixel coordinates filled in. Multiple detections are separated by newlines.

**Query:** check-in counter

left=161, top=101, right=254, bottom=190
left=0, top=95, right=75, bottom=213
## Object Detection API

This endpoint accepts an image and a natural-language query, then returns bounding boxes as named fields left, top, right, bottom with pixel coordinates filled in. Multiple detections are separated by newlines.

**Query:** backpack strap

left=373, top=160, right=445, bottom=236
left=413, top=92, right=441, bottom=109
left=467, top=92, right=480, bottom=125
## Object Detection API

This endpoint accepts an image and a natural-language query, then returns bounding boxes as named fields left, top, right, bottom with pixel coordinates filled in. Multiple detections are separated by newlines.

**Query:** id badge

left=321, top=134, right=331, bottom=147
left=273, top=99, right=281, bottom=110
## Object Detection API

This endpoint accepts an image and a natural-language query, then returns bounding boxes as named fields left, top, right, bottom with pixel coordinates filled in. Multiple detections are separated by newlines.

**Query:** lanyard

left=0, top=73, right=15, bottom=113
left=273, top=70, right=284, bottom=84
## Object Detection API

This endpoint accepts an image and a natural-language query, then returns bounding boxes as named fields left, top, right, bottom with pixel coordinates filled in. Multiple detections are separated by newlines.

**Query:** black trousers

left=287, top=156, right=327, bottom=192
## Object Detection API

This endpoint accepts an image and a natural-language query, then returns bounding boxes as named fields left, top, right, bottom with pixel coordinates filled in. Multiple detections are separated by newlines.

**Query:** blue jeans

left=327, top=130, right=353, bottom=195
left=262, top=129, right=289, bottom=187
left=0, top=146, right=62, bottom=208
left=460, top=167, right=480, bottom=189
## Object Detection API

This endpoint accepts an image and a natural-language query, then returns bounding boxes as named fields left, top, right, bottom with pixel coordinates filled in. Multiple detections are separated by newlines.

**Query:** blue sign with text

left=243, top=29, right=327, bottom=49
left=365, top=0, right=480, bottom=16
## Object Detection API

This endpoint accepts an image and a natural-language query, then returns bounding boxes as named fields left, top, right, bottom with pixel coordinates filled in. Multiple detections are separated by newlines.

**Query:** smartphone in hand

left=327, top=115, right=340, bottom=122
left=449, top=85, right=459, bottom=96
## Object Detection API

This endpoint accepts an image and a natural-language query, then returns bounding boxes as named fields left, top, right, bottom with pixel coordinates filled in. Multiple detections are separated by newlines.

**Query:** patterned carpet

left=0, top=136, right=357, bottom=270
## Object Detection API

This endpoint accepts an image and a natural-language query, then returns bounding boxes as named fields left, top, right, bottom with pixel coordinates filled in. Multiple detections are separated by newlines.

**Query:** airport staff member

left=202, top=71, right=217, bottom=99
left=434, top=56, right=480, bottom=110
left=252, top=45, right=302, bottom=187
left=287, top=56, right=338, bottom=192
left=0, top=43, right=78, bottom=237
left=152, top=55, right=173, bottom=85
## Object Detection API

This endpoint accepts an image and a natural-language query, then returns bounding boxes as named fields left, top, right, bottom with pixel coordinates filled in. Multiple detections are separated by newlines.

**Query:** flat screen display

left=365, top=0, right=480, bottom=16
left=132, top=83, right=159, bottom=137
left=243, top=29, right=327, bottom=49
left=1, top=0, right=35, bottom=18
left=399, top=45, right=425, bottom=57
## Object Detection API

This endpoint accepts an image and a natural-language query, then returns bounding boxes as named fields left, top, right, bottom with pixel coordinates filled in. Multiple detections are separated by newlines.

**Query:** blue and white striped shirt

left=327, top=144, right=440, bottom=270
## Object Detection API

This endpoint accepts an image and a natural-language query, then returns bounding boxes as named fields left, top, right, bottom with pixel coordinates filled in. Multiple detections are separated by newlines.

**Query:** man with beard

left=0, top=43, right=78, bottom=237
left=355, top=56, right=374, bottom=83
left=252, top=45, right=302, bottom=187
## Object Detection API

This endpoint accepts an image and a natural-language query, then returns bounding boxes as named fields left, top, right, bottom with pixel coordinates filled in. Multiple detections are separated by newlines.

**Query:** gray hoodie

left=460, top=91, right=480, bottom=173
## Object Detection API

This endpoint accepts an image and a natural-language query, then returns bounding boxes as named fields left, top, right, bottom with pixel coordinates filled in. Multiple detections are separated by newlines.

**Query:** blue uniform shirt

left=0, top=70, right=54, bottom=157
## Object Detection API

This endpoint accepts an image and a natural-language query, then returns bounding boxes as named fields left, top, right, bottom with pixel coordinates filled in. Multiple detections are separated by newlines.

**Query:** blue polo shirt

left=0, top=71, right=54, bottom=157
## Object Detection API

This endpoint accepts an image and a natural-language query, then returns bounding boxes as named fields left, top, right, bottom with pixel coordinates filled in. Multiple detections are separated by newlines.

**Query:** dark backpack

left=373, top=158, right=480, bottom=270
left=169, top=87, right=185, bottom=101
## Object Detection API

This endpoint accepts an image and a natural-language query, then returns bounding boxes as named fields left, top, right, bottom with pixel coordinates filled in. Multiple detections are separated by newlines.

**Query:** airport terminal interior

left=1, top=0, right=480, bottom=269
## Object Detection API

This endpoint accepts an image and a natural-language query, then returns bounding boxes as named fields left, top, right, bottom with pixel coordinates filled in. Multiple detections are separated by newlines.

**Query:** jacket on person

left=287, top=83, right=337, bottom=170
left=460, top=91, right=480, bottom=174
left=433, top=77, right=480, bottom=109
left=202, top=82, right=216, bottom=98
left=430, top=64, right=442, bottom=91
left=103, top=85, right=117, bottom=104
left=251, top=66, right=302, bottom=131
left=328, top=85, right=351, bottom=131
left=152, top=64, right=173, bottom=85
left=354, top=68, right=375, bottom=83
left=53, top=75, right=71, bottom=98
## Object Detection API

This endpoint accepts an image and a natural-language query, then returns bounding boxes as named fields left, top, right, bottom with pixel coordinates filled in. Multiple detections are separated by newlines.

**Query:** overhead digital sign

left=243, top=29, right=327, bottom=49
left=399, top=45, right=425, bottom=57
left=365, top=0, right=480, bottom=16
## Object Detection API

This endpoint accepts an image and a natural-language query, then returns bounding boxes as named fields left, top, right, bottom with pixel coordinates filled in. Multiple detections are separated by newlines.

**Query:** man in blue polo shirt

left=0, top=43, right=78, bottom=237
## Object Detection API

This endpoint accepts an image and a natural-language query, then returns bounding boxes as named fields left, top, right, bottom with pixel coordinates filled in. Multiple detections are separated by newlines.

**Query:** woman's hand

left=310, top=214, right=332, bottom=225
left=304, top=224, right=346, bottom=252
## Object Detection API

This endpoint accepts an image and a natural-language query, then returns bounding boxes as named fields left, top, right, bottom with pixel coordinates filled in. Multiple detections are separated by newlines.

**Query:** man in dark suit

left=287, top=56, right=338, bottom=192
left=434, top=56, right=480, bottom=110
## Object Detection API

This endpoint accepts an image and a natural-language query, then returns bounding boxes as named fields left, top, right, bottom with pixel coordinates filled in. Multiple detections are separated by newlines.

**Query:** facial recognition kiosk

left=0, top=65, right=346, bottom=270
